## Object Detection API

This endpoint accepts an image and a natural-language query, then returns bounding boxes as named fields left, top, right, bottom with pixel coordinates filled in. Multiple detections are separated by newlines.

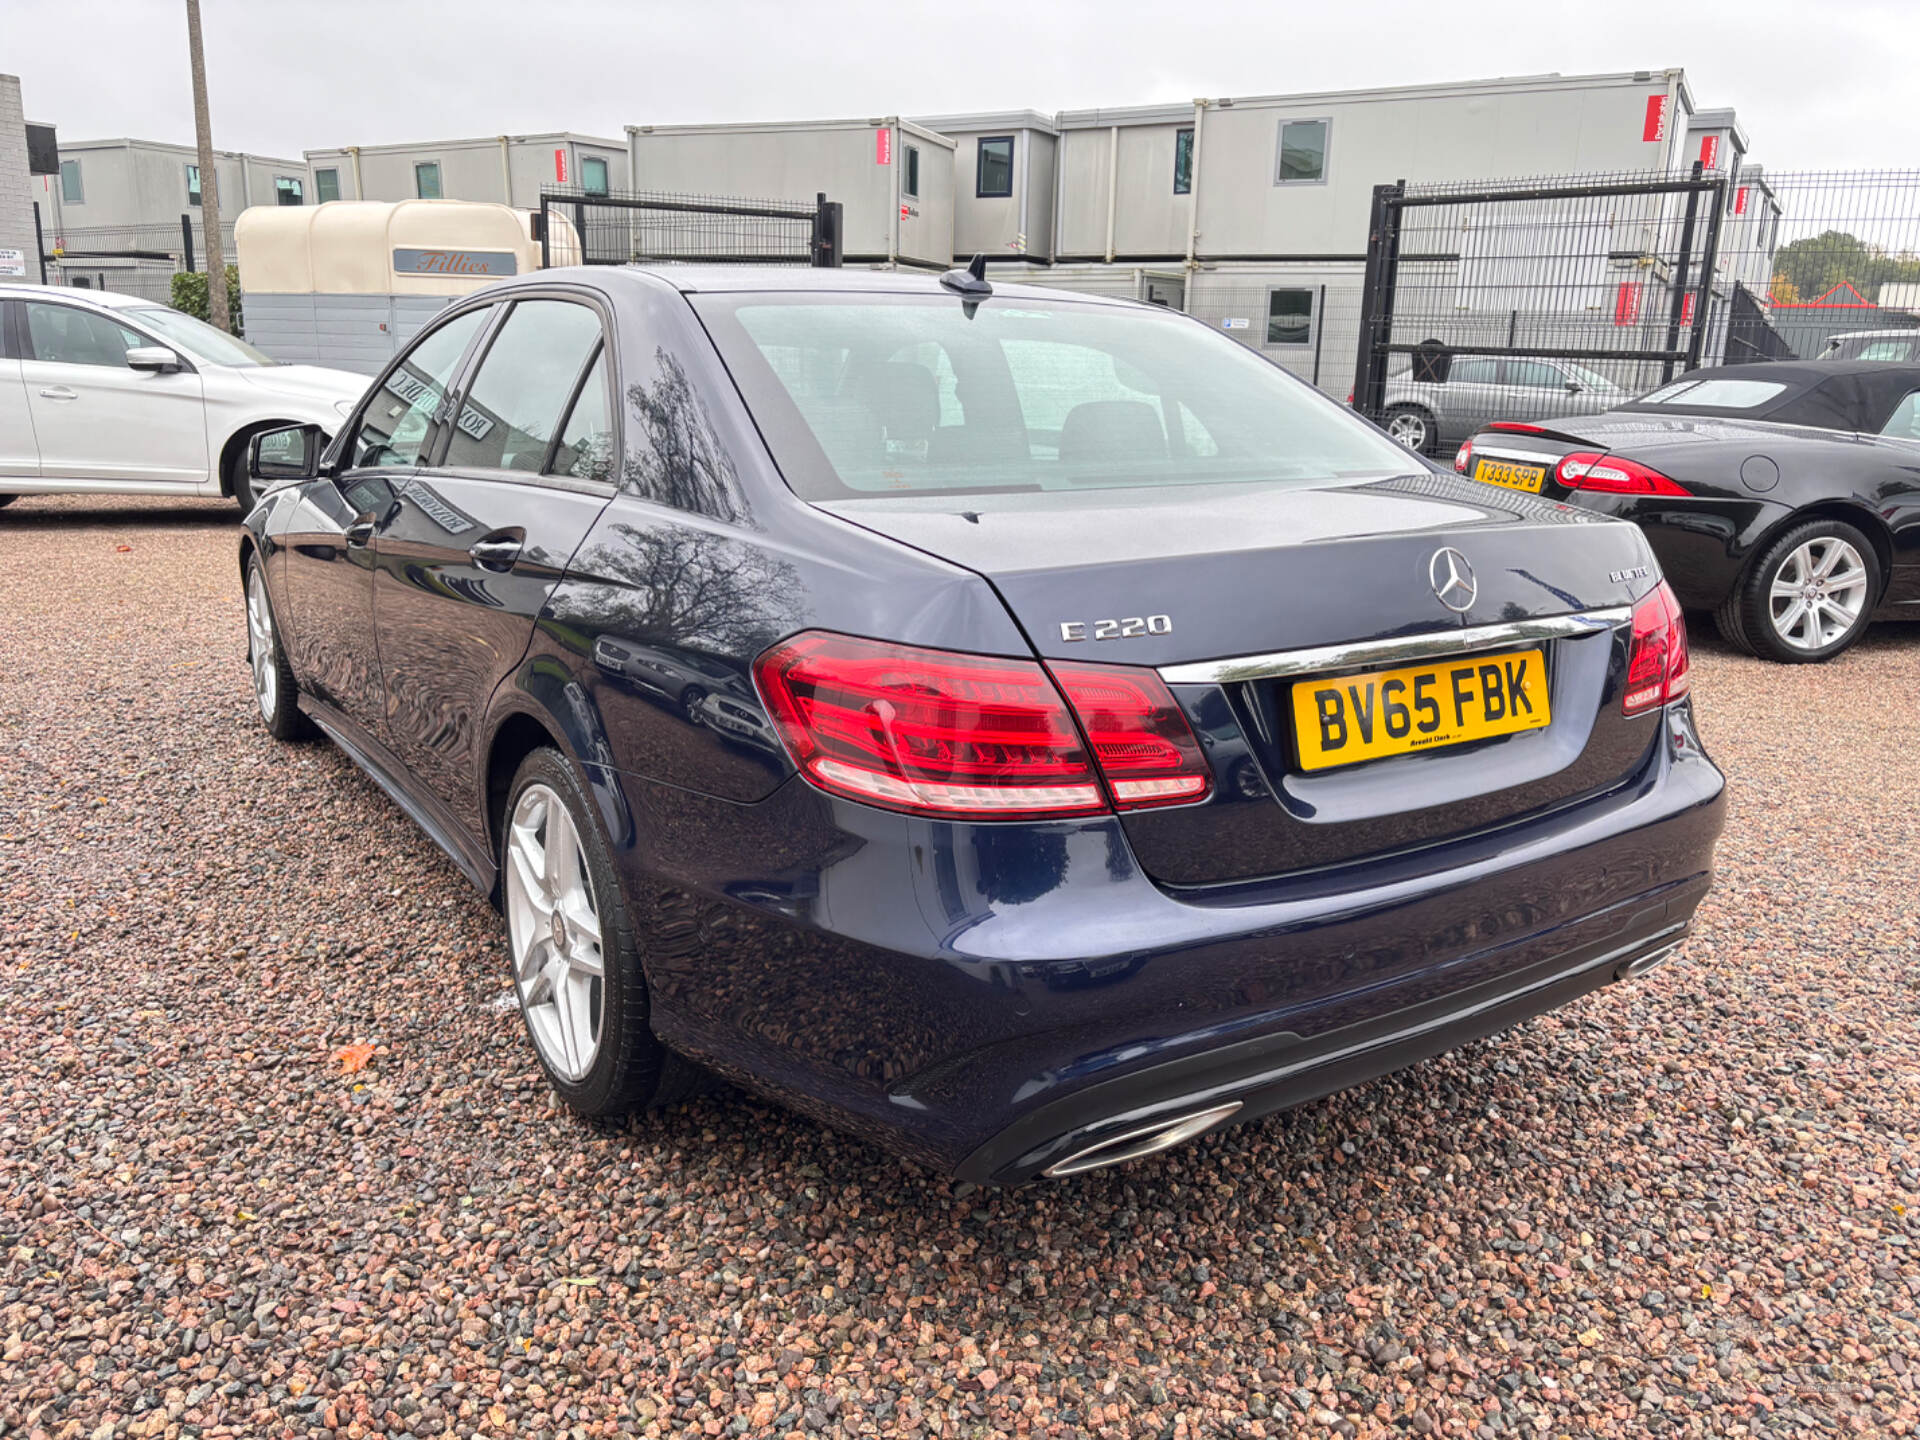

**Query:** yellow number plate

left=1291, top=649, right=1550, bottom=772
left=1473, top=458, right=1547, bottom=494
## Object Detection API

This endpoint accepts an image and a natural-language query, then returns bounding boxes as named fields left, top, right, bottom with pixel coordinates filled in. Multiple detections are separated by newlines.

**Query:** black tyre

left=229, top=440, right=258, bottom=516
left=244, top=554, right=314, bottom=741
left=1721, top=518, right=1879, bottom=664
left=1384, top=405, right=1436, bottom=455
left=500, top=748, right=690, bottom=1117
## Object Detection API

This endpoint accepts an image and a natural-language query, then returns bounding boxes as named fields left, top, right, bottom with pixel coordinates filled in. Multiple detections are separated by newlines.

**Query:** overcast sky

left=9, top=0, right=1918, bottom=169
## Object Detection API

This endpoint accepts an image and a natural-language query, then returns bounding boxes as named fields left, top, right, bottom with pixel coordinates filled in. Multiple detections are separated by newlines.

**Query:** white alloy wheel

left=247, top=566, right=278, bottom=723
left=1767, top=535, right=1868, bottom=651
left=1386, top=409, right=1431, bottom=451
left=504, top=783, right=607, bottom=1082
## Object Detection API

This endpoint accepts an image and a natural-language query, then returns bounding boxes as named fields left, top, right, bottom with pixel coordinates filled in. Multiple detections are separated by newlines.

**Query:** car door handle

left=38, top=386, right=77, bottom=401
left=468, top=532, right=524, bottom=572
left=344, top=519, right=375, bottom=547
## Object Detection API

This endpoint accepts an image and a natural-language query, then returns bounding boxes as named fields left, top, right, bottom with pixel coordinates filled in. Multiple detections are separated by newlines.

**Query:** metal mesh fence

left=1351, top=166, right=1920, bottom=454
left=539, top=187, right=837, bottom=267
left=43, top=217, right=235, bottom=306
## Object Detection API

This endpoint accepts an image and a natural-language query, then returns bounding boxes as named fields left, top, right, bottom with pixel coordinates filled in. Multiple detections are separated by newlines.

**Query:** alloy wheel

left=1386, top=411, right=1429, bottom=450
left=1768, top=536, right=1868, bottom=651
left=505, top=783, right=606, bottom=1083
left=247, top=567, right=278, bottom=722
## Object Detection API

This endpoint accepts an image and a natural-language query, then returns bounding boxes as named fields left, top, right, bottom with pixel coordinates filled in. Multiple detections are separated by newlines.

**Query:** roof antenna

left=939, top=253, right=993, bottom=299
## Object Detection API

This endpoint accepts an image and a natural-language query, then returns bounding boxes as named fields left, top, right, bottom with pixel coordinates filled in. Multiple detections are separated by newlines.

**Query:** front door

left=19, top=300, right=207, bottom=485
left=0, top=318, right=37, bottom=478
left=279, top=303, right=494, bottom=735
left=371, top=295, right=616, bottom=838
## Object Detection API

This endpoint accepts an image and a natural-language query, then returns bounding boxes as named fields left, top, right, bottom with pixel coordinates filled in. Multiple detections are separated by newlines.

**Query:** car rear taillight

left=1622, top=581, right=1691, bottom=716
left=1049, top=662, right=1212, bottom=809
left=752, top=633, right=1211, bottom=819
left=1556, top=451, right=1691, bottom=496
left=1453, top=440, right=1473, bottom=474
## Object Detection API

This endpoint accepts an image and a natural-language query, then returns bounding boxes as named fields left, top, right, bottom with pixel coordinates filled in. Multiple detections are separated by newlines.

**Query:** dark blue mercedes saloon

left=239, top=265, right=1725, bottom=1183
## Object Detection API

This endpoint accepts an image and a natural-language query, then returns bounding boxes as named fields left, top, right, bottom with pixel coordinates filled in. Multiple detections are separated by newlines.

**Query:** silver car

left=1380, top=356, right=1629, bottom=455
left=1816, top=329, right=1920, bottom=362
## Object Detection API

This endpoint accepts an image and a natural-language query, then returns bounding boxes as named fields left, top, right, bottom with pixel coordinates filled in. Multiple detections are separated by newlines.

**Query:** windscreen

left=694, top=292, right=1415, bottom=501
left=127, top=306, right=275, bottom=367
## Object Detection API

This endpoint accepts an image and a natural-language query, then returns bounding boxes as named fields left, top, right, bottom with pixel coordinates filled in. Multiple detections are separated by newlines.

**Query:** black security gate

left=537, top=187, right=843, bottom=269
left=1352, top=165, right=1728, bottom=425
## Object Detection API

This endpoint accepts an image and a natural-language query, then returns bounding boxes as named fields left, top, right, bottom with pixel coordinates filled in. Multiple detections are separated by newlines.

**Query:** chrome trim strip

left=1470, top=444, right=1565, bottom=465
left=1158, top=606, right=1633, bottom=686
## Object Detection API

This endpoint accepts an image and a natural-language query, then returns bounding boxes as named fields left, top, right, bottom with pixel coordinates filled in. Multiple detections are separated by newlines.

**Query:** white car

left=0, top=284, right=369, bottom=513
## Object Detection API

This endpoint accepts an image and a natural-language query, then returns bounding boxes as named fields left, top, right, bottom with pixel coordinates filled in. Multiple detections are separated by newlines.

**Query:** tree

left=184, top=0, right=230, bottom=334
left=1768, top=274, right=1801, bottom=307
left=1773, top=230, right=1920, bottom=304
left=170, top=265, right=242, bottom=333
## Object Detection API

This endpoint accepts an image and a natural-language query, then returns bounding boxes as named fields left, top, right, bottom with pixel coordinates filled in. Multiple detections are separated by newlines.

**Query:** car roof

left=1621, top=359, right=1920, bottom=432
left=1825, top=328, right=1920, bottom=341
left=577, top=263, right=1146, bottom=309
left=0, top=283, right=156, bottom=311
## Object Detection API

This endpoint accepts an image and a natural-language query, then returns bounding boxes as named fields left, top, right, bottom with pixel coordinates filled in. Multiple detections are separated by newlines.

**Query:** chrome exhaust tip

left=1043, top=1101, right=1244, bottom=1179
left=1617, top=941, right=1684, bottom=982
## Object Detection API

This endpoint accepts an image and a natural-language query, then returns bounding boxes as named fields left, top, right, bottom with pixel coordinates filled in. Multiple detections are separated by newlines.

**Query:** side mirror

left=126, top=346, right=184, bottom=374
left=250, top=423, right=325, bottom=483
left=1565, top=381, right=1583, bottom=394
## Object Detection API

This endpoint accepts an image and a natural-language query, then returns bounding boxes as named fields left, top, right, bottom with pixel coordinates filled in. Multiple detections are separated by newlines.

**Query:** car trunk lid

left=821, top=474, right=1667, bottom=886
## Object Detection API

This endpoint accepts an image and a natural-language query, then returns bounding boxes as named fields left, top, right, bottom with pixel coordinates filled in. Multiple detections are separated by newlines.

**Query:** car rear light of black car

left=1555, top=452, right=1691, bottom=496
left=753, top=632, right=1211, bottom=820
left=1622, top=581, right=1691, bottom=716
left=1453, top=440, right=1473, bottom=474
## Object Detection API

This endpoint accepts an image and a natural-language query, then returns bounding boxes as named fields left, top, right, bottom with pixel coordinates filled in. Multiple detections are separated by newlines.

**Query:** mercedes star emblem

left=1429, top=547, right=1478, bottom=613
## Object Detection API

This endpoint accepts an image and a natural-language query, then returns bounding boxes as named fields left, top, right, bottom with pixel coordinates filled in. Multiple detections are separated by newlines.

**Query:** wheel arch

left=485, top=711, right=569, bottom=887
left=1743, top=499, right=1895, bottom=601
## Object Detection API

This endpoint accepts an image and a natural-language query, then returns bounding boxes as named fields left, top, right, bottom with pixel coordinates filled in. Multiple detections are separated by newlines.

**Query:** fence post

left=1352, top=181, right=1404, bottom=421
left=32, top=202, right=47, bottom=284
left=181, top=213, right=196, bottom=274
left=1686, top=177, right=1729, bottom=371
left=573, top=199, right=587, bottom=266
left=1661, top=162, right=1704, bottom=383
left=812, top=194, right=843, bottom=268
left=537, top=195, right=550, bottom=269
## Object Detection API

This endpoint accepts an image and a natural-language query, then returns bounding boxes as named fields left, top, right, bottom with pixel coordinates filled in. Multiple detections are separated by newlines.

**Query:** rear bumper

left=615, top=700, right=1725, bottom=1182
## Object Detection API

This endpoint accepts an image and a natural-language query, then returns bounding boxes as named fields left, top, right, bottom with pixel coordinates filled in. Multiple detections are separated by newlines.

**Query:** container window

left=315, top=167, right=341, bottom=203
left=976, top=136, right=1014, bottom=198
left=904, top=145, right=920, bottom=200
left=1174, top=128, right=1193, bottom=195
left=415, top=162, right=442, bottom=200
left=582, top=156, right=609, bottom=196
left=1264, top=288, right=1314, bottom=347
left=60, top=158, right=83, bottom=205
left=186, top=163, right=201, bottom=207
left=275, top=175, right=304, bottom=206
left=1275, top=119, right=1329, bottom=184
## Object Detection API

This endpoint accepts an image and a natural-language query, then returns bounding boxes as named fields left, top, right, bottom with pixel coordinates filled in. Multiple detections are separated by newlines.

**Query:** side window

left=1174, top=128, right=1194, bottom=195
left=582, top=155, right=610, bottom=197
left=315, top=167, right=341, bottom=203
left=442, top=300, right=604, bottom=474
left=415, top=162, right=442, bottom=199
left=1879, top=391, right=1920, bottom=440
left=23, top=303, right=144, bottom=367
left=1503, top=361, right=1566, bottom=389
left=903, top=145, right=920, bottom=200
left=550, top=348, right=615, bottom=481
left=1449, top=358, right=1498, bottom=385
left=349, top=307, right=489, bottom=470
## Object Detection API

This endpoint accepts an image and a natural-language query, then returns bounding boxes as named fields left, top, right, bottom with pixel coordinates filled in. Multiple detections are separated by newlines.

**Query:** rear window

left=1638, top=377, right=1788, bottom=409
left=694, top=292, right=1414, bottom=501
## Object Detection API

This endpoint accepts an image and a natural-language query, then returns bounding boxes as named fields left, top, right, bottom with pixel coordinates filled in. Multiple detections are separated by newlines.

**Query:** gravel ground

left=2, top=492, right=1918, bottom=1440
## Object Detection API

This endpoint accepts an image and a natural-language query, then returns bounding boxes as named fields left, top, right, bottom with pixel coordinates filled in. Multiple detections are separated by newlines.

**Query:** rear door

left=20, top=300, right=207, bottom=485
left=1435, top=356, right=1503, bottom=441
left=370, top=292, right=617, bottom=839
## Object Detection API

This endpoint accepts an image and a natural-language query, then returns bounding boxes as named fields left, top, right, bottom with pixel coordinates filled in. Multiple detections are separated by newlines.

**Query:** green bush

left=169, top=264, right=243, bottom=335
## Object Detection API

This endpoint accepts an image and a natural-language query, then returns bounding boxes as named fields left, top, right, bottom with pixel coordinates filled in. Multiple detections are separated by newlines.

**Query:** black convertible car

left=1457, top=360, right=1920, bottom=662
